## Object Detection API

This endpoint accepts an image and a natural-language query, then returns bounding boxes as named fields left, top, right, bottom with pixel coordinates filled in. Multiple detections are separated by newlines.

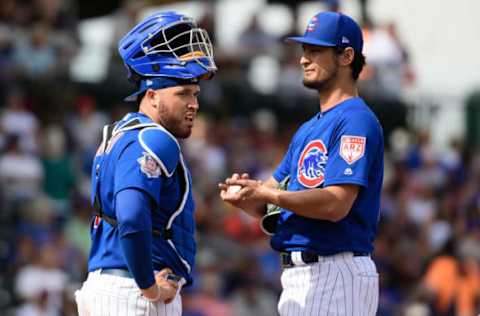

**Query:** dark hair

left=136, top=92, right=146, bottom=106
left=133, top=75, right=146, bottom=106
left=335, top=47, right=366, bottom=81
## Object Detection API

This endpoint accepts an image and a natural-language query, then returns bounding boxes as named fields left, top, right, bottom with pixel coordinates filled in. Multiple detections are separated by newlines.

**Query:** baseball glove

left=260, top=176, right=290, bottom=236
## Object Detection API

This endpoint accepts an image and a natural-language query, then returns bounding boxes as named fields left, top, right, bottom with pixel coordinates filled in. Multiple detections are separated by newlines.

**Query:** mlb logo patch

left=137, top=152, right=162, bottom=178
left=340, top=136, right=366, bottom=165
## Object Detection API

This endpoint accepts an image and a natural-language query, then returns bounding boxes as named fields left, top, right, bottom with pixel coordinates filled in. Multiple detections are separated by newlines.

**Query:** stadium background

left=0, top=0, right=479, bottom=315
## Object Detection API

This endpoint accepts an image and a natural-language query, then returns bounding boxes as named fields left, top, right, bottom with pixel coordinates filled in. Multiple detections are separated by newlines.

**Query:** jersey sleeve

left=114, top=141, right=163, bottom=205
left=273, top=139, right=295, bottom=182
left=114, top=127, right=180, bottom=205
left=116, top=188, right=155, bottom=289
left=138, top=127, right=180, bottom=177
left=324, top=111, right=383, bottom=188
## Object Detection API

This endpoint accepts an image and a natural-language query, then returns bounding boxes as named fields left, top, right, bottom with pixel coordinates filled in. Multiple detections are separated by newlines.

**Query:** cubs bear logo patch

left=297, top=140, right=328, bottom=188
left=340, top=135, right=366, bottom=165
left=137, top=152, right=161, bottom=178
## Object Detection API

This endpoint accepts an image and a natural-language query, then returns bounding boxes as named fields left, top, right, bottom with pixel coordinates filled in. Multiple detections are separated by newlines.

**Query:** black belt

left=280, top=251, right=369, bottom=268
left=93, top=213, right=172, bottom=239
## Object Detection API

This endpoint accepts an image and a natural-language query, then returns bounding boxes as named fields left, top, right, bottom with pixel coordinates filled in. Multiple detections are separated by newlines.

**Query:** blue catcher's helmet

left=118, top=11, right=216, bottom=101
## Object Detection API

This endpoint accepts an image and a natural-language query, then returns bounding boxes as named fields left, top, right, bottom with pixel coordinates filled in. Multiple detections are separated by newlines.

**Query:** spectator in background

left=41, top=125, right=75, bottom=217
left=184, top=115, right=227, bottom=196
left=15, top=243, right=69, bottom=316
left=12, top=236, right=38, bottom=270
left=0, top=0, right=17, bottom=24
left=361, top=20, right=414, bottom=101
left=108, top=0, right=147, bottom=87
left=63, top=196, right=91, bottom=261
left=416, top=238, right=480, bottom=316
left=406, top=130, right=435, bottom=170
left=13, top=23, right=57, bottom=79
left=198, top=9, right=216, bottom=46
left=67, top=95, right=107, bottom=197
left=0, top=89, right=38, bottom=154
left=250, top=109, right=282, bottom=178
left=0, top=135, right=43, bottom=205
left=0, top=25, right=15, bottom=96
left=359, top=20, right=412, bottom=141
left=182, top=291, right=207, bottom=316
left=32, top=0, right=80, bottom=71
left=277, top=45, right=316, bottom=110
left=230, top=280, right=278, bottom=316
left=32, top=0, right=78, bottom=34
left=68, top=95, right=107, bottom=160
left=229, top=254, right=278, bottom=316
left=15, top=290, right=57, bottom=316
left=238, top=13, right=278, bottom=58
left=358, top=0, right=370, bottom=24
left=15, top=197, right=57, bottom=250
left=404, top=178, right=437, bottom=226
left=186, top=271, right=234, bottom=316
left=111, top=0, right=147, bottom=48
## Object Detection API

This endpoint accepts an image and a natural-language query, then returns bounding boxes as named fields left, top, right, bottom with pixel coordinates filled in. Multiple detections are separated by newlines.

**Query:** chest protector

left=91, top=114, right=196, bottom=274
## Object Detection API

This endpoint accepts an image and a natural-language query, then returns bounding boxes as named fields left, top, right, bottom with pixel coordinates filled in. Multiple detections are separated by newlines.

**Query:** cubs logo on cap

left=307, top=16, right=318, bottom=32
left=286, top=11, right=363, bottom=53
left=297, top=140, right=328, bottom=188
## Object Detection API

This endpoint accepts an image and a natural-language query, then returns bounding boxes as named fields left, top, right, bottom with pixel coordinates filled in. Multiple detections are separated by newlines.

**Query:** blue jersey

left=88, top=112, right=196, bottom=284
left=272, top=97, right=384, bottom=255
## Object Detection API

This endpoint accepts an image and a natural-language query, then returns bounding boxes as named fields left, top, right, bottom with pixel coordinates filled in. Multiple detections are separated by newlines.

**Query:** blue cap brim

left=124, top=90, right=144, bottom=102
left=285, top=36, right=337, bottom=47
left=123, top=76, right=201, bottom=102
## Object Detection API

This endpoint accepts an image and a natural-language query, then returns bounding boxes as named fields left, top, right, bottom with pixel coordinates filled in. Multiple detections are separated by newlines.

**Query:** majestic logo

left=137, top=152, right=161, bottom=178
left=340, top=135, right=366, bottom=165
left=297, top=140, right=328, bottom=188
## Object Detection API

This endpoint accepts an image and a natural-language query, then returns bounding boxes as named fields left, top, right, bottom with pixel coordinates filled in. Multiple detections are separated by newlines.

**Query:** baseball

left=226, top=185, right=242, bottom=196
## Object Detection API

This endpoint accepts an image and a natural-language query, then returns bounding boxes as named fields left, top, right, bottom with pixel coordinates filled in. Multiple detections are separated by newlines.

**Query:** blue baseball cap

left=286, top=11, right=363, bottom=53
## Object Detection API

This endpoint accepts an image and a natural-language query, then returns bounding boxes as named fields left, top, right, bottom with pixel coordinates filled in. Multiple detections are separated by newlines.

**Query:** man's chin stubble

left=303, top=80, right=324, bottom=91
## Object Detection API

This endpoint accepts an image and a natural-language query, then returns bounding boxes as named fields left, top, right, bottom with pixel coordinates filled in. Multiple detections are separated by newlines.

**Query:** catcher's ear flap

left=260, top=207, right=281, bottom=236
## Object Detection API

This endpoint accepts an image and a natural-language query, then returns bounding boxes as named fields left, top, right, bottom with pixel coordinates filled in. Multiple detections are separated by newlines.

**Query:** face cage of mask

left=140, top=19, right=216, bottom=73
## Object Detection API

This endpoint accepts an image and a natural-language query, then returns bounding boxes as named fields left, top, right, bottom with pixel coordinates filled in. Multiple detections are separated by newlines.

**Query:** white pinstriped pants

left=278, top=252, right=379, bottom=316
left=75, top=270, right=182, bottom=316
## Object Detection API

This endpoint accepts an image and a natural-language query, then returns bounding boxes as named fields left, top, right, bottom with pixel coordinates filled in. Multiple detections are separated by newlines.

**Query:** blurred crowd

left=0, top=0, right=479, bottom=316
